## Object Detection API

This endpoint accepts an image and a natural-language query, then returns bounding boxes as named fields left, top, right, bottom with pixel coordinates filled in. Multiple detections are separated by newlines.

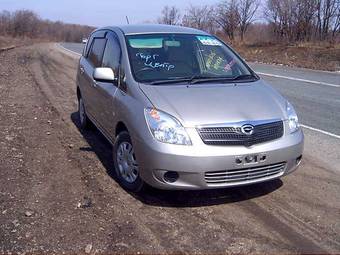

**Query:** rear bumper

left=133, top=126, right=304, bottom=190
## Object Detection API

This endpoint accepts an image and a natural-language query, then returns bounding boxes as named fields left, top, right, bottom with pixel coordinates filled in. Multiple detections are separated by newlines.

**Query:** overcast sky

left=0, top=0, right=221, bottom=27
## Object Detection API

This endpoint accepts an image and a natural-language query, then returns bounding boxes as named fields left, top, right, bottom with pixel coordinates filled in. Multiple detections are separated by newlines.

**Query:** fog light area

left=296, top=155, right=302, bottom=165
left=163, top=171, right=179, bottom=183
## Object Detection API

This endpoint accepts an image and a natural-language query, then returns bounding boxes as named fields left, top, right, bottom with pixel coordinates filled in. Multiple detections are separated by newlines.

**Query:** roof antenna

left=126, top=16, right=130, bottom=24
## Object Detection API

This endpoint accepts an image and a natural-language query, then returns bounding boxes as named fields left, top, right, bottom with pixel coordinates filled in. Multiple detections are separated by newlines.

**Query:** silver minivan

left=76, top=24, right=304, bottom=192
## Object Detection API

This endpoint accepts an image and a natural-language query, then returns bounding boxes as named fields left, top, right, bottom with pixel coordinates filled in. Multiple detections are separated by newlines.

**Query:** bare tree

left=182, top=5, right=217, bottom=33
left=0, top=9, right=94, bottom=42
left=11, top=10, right=40, bottom=37
left=294, top=0, right=318, bottom=41
left=265, top=0, right=298, bottom=41
left=316, top=0, right=340, bottom=40
left=238, top=0, right=260, bottom=41
left=216, top=0, right=240, bottom=41
left=158, top=6, right=181, bottom=25
left=332, top=4, right=340, bottom=37
left=265, top=0, right=339, bottom=42
left=0, top=10, right=11, bottom=35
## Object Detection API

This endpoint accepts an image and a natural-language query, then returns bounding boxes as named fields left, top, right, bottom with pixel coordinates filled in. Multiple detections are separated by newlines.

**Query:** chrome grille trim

left=204, top=162, right=286, bottom=184
left=197, top=120, right=284, bottom=146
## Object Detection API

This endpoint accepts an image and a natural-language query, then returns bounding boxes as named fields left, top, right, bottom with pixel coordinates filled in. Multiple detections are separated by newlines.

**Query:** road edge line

left=257, top=72, right=340, bottom=88
left=250, top=62, right=340, bottom=75
left=300, top=124, right=340, bottom=139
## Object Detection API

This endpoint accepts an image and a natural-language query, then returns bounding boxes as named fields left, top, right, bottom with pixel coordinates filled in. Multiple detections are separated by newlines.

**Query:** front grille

left=197, top=120, right=284, bottom=146
left=205, top=162, right=286, bottom=185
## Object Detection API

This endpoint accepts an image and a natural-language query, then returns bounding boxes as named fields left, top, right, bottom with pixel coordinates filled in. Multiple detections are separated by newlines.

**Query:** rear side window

left=88, top=38, right=107, bottom=67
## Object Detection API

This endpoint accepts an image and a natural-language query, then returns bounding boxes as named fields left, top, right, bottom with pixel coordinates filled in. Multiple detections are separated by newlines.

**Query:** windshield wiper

left=149, top=78, right=191, bottom=85
left=149, top=75, right=215, bottom=85
left=148, top=74, right=257, bottom=85
left=190, top=74, right=257, bottom=84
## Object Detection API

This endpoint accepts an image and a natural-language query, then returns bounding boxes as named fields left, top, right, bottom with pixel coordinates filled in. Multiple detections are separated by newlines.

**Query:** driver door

left=93, top=32, right=122, bottom=139
left=81, top=35, right=107, bottom=123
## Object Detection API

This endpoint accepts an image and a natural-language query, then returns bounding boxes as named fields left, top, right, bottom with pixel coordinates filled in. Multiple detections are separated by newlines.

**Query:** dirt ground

left=0, top=43, right=340, bottom=254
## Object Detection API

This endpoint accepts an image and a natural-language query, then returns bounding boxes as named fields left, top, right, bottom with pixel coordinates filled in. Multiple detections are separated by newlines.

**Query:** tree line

left=0, top=10, right=94, bottom=42
left=158, top=0, right=340, bottom=43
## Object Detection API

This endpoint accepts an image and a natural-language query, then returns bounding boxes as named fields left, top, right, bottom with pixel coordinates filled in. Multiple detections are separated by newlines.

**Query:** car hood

left=139, top=80, right=288, bottom=127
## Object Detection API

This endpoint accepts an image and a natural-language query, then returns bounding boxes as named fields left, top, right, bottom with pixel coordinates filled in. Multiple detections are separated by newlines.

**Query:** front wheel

left=113, top=131, right=144, bottom=192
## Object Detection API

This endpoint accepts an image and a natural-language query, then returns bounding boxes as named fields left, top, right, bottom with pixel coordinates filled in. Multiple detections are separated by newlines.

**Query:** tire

left=113, top=131, right=144, bottom=192
left=78, top=97, right=90, bottom=129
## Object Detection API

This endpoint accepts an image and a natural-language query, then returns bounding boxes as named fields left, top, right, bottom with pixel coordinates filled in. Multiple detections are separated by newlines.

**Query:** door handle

left=80, top=67, right=85, bottom=74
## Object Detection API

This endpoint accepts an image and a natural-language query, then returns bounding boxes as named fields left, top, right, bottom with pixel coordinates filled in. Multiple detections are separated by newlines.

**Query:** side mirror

left=93, top=67, right=116, bottom=82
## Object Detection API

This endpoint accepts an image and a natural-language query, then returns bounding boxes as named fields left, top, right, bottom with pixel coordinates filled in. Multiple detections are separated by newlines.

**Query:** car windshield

left=126, top=33, right=254, bottom=84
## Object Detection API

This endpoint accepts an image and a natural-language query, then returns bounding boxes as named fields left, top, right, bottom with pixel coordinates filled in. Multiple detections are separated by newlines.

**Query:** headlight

left=286, top=101, right=299, bottom=133
left=144, top=108, right=192, bottom=145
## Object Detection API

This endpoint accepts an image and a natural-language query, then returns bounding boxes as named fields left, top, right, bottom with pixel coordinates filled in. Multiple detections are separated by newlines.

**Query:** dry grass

left=0, top=35, right=47, bottom=49
left=0, top=36, right=22, bottom=48
left=233, top=42, right=340, bottom=72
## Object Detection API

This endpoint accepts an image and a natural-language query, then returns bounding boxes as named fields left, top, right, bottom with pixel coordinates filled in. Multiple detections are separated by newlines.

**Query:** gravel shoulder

left=0, top=43, right=340, bottom=254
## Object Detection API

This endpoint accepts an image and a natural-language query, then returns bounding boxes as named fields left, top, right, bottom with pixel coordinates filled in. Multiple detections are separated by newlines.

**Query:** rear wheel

left=113, top=131, right=144, bottom=192
left=78, top=97, right=90, bottom=129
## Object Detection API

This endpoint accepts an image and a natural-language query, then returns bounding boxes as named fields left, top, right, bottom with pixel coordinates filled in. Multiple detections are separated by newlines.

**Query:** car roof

left=100, top=24, right=209, bottom=36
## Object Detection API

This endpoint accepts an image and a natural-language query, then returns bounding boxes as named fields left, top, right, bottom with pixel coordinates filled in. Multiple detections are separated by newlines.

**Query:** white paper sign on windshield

left=196, top=36, right=222, bottom=46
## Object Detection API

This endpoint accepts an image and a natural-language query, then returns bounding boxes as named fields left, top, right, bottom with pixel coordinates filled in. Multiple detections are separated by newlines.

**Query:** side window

left=83, top=35, right=92, bottom=56
left=88, top=38, right=107, bottom=67
left=102, top=34, right=121, bottom=75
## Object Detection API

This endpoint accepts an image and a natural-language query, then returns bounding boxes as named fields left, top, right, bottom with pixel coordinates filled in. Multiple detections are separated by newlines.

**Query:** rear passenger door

left=80, top=33, right=107, bottom=122
left=94, top=32, right=122, bottom=138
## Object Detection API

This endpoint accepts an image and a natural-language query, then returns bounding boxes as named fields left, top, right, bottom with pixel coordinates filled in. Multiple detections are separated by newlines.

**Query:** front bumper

left=133, top=124, right=304, bottom=190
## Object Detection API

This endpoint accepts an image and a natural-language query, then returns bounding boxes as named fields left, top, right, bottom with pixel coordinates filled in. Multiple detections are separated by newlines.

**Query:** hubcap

left=79, top=98, right=85, bottom=124
left=116, top=142, right=139, bottom=183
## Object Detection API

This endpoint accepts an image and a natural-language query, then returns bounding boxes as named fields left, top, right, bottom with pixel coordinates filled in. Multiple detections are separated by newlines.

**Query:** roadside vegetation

left=0, top=10, right=94, bottom=48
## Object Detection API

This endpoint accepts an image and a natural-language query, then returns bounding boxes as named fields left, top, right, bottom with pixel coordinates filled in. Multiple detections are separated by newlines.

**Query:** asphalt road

left=59, top=42, right=340, bottom=137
